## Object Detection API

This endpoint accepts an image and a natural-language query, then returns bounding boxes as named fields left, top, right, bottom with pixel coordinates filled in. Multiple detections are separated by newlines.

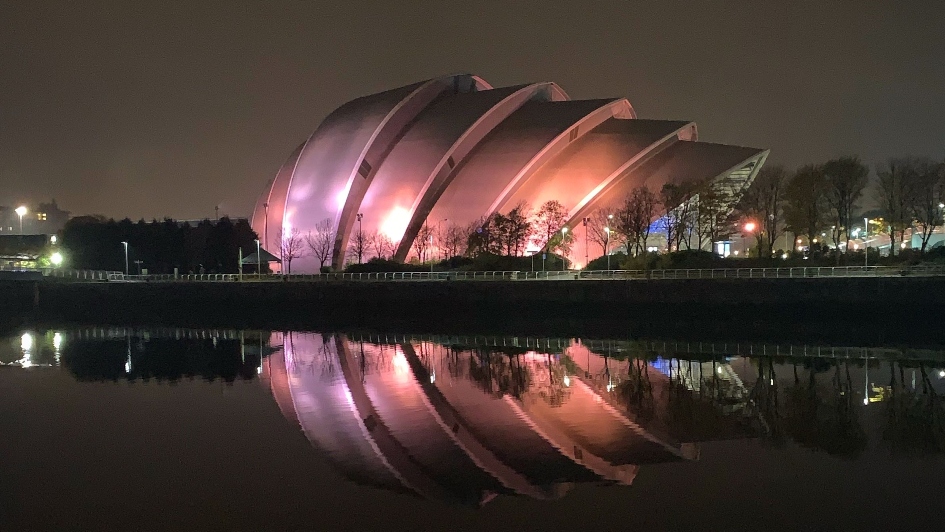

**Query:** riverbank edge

left=2, top=276, right=941, bottom=346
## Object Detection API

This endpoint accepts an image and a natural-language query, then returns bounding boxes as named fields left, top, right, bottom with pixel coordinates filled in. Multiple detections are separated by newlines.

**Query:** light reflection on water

left=4, top=327, right=945, bottom=506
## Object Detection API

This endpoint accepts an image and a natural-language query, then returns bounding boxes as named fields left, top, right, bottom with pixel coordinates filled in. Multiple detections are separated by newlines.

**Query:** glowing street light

left=15, top=205, right=27, bottom=234
left=50, top=251, right=63, bottom=267
left=743, top=221, right=757, bottom=233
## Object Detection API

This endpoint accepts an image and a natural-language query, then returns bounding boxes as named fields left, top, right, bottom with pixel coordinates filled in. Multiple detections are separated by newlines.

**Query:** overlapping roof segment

left=252, top=75, right=767, bottom=270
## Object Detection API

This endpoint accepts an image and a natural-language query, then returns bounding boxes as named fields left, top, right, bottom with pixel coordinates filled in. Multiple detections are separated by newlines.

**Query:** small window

left=358, top=159, right=372, bottom=178
left=568, top=127, right=579, bottom=142
left=447, top=156, right=455, bottom=169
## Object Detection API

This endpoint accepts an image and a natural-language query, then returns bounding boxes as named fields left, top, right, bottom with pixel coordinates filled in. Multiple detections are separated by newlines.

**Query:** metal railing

left=40, top=264, right=945, bottom=283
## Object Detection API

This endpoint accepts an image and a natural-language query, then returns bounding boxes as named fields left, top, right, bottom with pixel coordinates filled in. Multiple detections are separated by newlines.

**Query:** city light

left=21, top=332, right=33, bottom=351
left=50, top=251, right=64, bottom=266
left=744, top=221, right=756, bottom=232
left=53, top=332, right=63, bottom=350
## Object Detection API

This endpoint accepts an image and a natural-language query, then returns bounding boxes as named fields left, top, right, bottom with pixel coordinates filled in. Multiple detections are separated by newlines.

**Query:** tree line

left=61, top=216, right=259, bottom=273
left=739, top=156, right=945, bottom=258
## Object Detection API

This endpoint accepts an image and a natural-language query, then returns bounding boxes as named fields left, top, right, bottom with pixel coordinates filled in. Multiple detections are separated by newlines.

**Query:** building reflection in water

left=6, top=327, right=945, bottom=505
left=261, top=333, right=762, bottom=505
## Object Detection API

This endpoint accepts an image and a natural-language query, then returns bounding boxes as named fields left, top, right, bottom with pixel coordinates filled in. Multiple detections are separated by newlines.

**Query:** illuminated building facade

left=253, top=75, right=768, bottom=271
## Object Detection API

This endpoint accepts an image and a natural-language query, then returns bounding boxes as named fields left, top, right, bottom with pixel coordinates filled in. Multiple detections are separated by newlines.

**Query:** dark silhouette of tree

left=823, top=156, right=869, bottom=255
left=278, top=228, right=304, bottom=274
left=412, top=220, right=434, bottom=262
left=534, top=200, right=568, bottom=252
left=614, top=185, right=658, bottom=255
left=586, top=209, right=612, bottom=256
left=304, top=218, right=334, bottom=269
left=784, top=164, right=828, bottom=252
left=738, top=164, right=789, bottom=256
left=659, top=183, right=694, bottom=252
left=347, top=224, right=368, bottom=264
left=910, top=159, right=945, bottom=252
left=368, top=230, right=395, bottom=260
left=60, top=216, right=257, bottom=273
left=438, top=222, right=467, bottom=259
left=876, top=158, right=918, bottom=255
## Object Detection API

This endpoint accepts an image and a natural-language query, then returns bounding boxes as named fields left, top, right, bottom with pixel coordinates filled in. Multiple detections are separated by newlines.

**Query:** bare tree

left=534, top=200, right=568, bottom=251
left=911, top=159, right=945, bottom=252
left=438, top=222, right=468, bottom=259
left=277, top=228, right=305, bottom=274
left=304, top=218, right=334, bottom=269
left=659, top=183, right=694, bottom=252
left=876, top=158, right=918, bottom=255
left=369, top=231, right=395, bottom=260
left=738, top=164, right=789, bottom=256
left=784, top=164, right=828, bottom=252
left=413, top=221, right=434, bottom=262
left=347, top=227, right=369, bottom=264
left=586, top=209, right=613, bottom=256
left=823, top=156, right=869, bottom=254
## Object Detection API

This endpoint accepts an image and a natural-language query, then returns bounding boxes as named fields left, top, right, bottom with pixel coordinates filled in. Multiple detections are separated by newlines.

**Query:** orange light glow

left=380, top=207, right=410, bottom=240
left=743, top=222, right=757, bottom=232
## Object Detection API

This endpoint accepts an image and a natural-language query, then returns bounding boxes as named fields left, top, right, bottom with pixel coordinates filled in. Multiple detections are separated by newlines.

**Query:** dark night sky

left=2, top=1, right=944, bottom=220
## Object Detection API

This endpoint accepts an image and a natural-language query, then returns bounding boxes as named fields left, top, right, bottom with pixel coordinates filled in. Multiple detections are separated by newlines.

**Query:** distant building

left=0, top=199, right=71, bottom=235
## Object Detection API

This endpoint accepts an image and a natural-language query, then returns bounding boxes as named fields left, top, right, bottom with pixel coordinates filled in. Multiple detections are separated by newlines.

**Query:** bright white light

left=430, top=371, right=436, bottom=384
left=380, top=207, right=410, bottom=240
left=50, top=235, right=58, bottom=244
left=124, top=357, right=132, bottom=374
left=53, top=332, right=63, bottom=350
left=863, top=398, right=869, bottom=406
left=15, top=205, right=27, bottom=217
left=938, top=370, right=945, bottom=378
left=769, top=378, right=774, bottom=386
left=781, top=253, right=789, bottom=259
left=50, top=251, right=63, bottom=266
left=563, top=375, right=571, bottom=387
left=21, top=332, right=33, bottom=351
left=717, top=367, right=723, bottom=374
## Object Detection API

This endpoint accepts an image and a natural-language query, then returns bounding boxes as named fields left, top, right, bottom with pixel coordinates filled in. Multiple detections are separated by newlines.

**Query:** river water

left=3, top=327, right=945, bottom=530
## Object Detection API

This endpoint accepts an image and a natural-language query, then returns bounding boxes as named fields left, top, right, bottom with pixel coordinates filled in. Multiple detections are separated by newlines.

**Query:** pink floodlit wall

left=424, top=98, right=627, bottom=242
left=277, top=82, right=427, bottom=273
left=356, top=85, right=533, bottom=262
left=330, top=75, right=492, bottom=269
left=393, top=83, right=570, bottom=262
left=251, top=143, right=304, bottom=266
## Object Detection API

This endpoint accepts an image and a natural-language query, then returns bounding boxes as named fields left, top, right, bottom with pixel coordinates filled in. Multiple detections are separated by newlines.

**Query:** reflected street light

left=121, top=241, right=129, bottom=276
left=15, top=205, right=27, bottom=234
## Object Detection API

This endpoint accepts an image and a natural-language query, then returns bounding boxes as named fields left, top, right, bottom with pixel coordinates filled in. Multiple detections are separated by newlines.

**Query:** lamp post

left=121, top=241, right=129, bottom=276
left=356, top=213, right=364, bottom=264
left=263, top=203, right=269, bottom=250
left=604, top=226, right=611, bottom=270
left=255, top=239, right=261, bottom=277
left=582, top=217, right=589, bottom=269
left=560, top=227, right=568, bottom=271
left=15, top=206, right=27, bottom=234
left=863, top=217, right=869, bottom=268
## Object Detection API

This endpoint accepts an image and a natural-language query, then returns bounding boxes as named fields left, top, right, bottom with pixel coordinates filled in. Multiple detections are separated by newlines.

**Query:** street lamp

left=863, top=217, right=869, bottom=268
left=356, top=213, right=364, bottom=264
left=15, top=206, right=27, bottom=234
left=255, top=238, right=261, bottom=276
left=121, top=241, right=129, bottom=276
left=582, top=217, right=589, bottom=269
left=604, top=226, right=611, bottom=270
left=560, top=227, right=568, bottom=271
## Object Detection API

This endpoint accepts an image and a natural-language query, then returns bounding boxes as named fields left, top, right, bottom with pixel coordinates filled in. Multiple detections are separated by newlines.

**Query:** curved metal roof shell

left=252, top=77, right=767, bottom=270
